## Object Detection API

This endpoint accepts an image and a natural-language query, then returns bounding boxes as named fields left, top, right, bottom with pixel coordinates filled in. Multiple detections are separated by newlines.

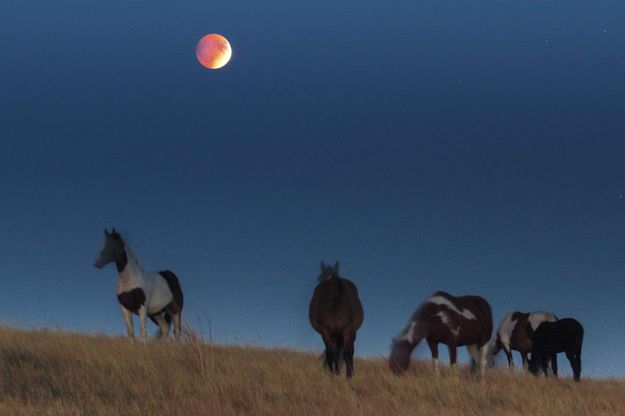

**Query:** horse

left=490, top=311, right=558, bottom=370
left=308, top=261, right=364, bottom=379
left=93, top=228, right=184, bottom=341
left=389, top=291, right=493, bottom=378
left=529, top=318, right=584, bottom=382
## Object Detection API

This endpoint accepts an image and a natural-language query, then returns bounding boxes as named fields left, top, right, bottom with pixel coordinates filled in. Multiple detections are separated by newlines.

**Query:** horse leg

left=448, top=341, right=458, bottom=372
left=426, top=338, right=440, bottom=376
left=321, top=330, right=339, bottom=375
left=550, top=353, right=558, bottom=377
left=151, top=314, right=170, bottom=339
left=466, top=344, right=479, bottom=374
left=120, top=305, right=134, bottom=339
left=479, top=342, right=489, bottom=379
left=138, top=305, right=148, bottom=341
left=566, top=349, right=582, bottom=382
left=503, top=345, right=515, bottom=369
left=333, top=333, right=344, bottom=374
left=521, top=353, right=529, bottom=371
left=343, top=329, right=356, bottom=379
left=540, top=354, right=550, bottom=377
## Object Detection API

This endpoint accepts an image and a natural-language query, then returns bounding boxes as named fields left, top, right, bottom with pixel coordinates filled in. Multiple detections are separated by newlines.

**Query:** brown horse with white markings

left=389, top=291, right=493, bottom=378
left=309, top=261, right=364, bottom=379
left=490, top=311, right=558, bottom=370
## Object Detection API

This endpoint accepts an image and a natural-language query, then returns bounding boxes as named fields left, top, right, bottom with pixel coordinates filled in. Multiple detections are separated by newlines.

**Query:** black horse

left=529, top=318, right=584, bottom=382
left=309, top=261, right=364, bottom=379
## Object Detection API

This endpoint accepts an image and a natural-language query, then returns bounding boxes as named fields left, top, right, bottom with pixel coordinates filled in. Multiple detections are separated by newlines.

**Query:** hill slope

left=0, top=326, right=623, bottom=416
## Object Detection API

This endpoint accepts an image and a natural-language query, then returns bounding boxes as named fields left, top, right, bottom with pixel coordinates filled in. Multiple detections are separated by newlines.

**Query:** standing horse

left=94, top=228, right=184, bottom=340
left=389, top=291, right=493, bottom=378
left=490, top=311, right=558, bottom=370
left=309, top=261, right=364, bottom=379
left=529, top=318, right=584, bottom=382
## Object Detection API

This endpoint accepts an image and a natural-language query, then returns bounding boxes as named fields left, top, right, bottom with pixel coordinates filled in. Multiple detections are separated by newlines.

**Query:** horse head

left=318, top=260, right=340, bottom=281
left=389, top=337, right=413, bottom=374
left=94, top=228, right=125, bottom=269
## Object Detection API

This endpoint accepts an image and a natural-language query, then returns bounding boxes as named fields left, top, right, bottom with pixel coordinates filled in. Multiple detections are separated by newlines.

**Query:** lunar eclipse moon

left=196, top=34, right=232, bottom=69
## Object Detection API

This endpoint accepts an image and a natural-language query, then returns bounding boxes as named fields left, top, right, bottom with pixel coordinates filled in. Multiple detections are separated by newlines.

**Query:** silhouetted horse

left=529, top=318, right=584, bottom=382
left=490, top=311, right=558, bottom=370
left=390, top=291, right=493, bottom=378
left=309, top=261, right=364, bottom=379
left=94, top=228, right=184, bottom=340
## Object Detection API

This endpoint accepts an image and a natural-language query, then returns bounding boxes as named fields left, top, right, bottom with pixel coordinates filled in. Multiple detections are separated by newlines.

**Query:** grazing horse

left=94, top=228, right=184, bottom=341
left=529, top=318, right=584, bottom=382
left=490, top=311, right=558, bottom=370
left=309, top=261, right=364, bottom=379
left=389, top=291, right=493, bottom=378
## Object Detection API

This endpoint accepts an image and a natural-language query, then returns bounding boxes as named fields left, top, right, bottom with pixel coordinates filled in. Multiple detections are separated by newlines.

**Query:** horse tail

left=159, top=270, right=184, bottom=314
left=335, top=332, right=345, bottom=368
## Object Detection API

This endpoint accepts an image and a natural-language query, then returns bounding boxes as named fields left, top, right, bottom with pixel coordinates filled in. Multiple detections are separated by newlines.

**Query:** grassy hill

left=0, top=326, right=623, bottom=416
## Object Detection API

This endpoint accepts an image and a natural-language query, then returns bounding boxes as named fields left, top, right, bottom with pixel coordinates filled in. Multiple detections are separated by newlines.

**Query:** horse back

left=309, top=277, right=363, bottom=333
left=459, top=294, right=493, bottom=345
left=533, top=318, right=583, bottom=354
left=416, top=292, right=492, bottom=346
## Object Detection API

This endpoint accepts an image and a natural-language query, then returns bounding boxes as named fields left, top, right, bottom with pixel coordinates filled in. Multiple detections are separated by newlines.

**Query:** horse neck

left=396, top=320, right=423, bottom=347
left=320, top=276, right=344, bottom=300
left=117, top=245, right=145, bottom=284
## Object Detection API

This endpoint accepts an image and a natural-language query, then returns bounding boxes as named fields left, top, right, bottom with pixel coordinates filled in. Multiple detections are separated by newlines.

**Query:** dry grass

left=0, top=326, right=623, bottom=416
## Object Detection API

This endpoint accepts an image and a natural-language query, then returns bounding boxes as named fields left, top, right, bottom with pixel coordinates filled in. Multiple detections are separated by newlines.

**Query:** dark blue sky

left=1, top=1, right=624, bottom=377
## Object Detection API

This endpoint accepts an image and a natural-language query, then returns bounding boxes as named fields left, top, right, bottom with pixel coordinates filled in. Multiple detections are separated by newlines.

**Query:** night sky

left=1, top=1, right=624, bottom=377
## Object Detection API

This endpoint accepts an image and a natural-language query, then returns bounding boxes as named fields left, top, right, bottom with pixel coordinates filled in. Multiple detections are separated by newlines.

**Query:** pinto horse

left=390, top=291, right=493, bottom=378
left=94, top=228, right=184, bottom=340
left=529, top=318, right=584, bottom=382
left=490, top=311, right=558, bottom=370
left=309, top=261, right=364, bottom=379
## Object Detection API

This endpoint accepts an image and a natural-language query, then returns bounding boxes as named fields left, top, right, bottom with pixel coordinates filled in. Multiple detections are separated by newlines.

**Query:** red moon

left=195, top=34, right=232, bottom=69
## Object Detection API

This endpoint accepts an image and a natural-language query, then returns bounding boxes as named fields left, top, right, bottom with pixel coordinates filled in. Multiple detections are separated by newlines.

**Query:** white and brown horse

left=490, top=311, right=558, bottom=370
left=389, top=291, right=493, bottom=378
left=94, top=228, right=184, bottom=340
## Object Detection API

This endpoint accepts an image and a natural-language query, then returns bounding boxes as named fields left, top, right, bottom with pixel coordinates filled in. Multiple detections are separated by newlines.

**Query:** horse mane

left=317, top=272, right=339, bottom=282
left=112, top=231, right=143, bottom=269
left=123, top=244, right=143, bottom=268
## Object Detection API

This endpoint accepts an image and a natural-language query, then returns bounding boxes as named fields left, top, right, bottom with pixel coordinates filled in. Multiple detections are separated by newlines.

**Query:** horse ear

left=334, top=261, right=340, bottom=273
left=104, top=228, right=110, bottom=237
left=111, top=227, right=117, bottom=234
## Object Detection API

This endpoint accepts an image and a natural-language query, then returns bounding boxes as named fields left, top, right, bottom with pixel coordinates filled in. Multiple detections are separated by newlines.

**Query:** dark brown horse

left=309, top=261, right=364, bottom=378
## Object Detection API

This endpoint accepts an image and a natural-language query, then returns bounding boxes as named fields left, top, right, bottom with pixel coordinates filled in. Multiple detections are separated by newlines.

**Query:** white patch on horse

left=436, top=311, right=460, bottom=338
left=436, top=311, right=450, bottom=326
left=429, top=296, right=476, bottom=320
left=528, top=312, right=557, bottom=331
left=396, top=321, right=416, bottom=343
left=496, top=312, right=519, bottom=349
